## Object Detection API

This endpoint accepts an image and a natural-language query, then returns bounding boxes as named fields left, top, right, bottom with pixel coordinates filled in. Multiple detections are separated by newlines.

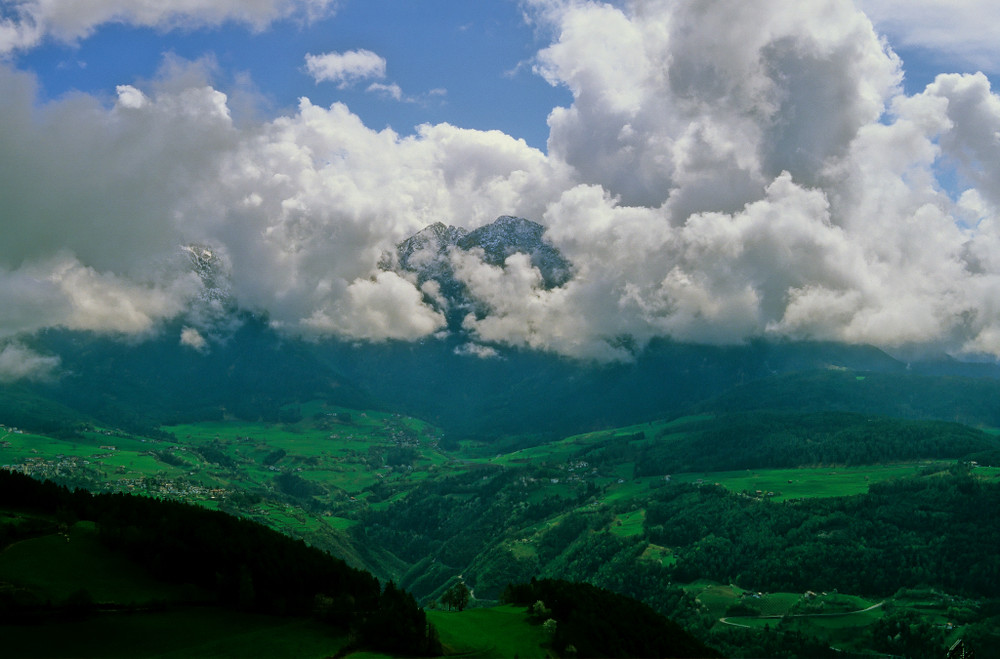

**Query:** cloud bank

left=4, top=0, right=1000, bottom=363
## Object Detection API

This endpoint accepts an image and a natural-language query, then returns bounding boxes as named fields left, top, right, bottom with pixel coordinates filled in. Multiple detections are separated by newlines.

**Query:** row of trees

left=438, top=580, right=470, bottom=611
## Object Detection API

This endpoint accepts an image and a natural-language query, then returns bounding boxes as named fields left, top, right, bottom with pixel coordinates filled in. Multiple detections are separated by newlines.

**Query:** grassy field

left=719, top=593, right=885, bottom=652
left=691, top=581, right=886, bottom=652
left=427, top=605, right=550, bottom=658
left=489, top=415, right=709, bottom=468
left=640, top=543, right=676, bottom=566
left=669, top=462, right=954, bottom=501
left=609, top=509, right=645, bottom=537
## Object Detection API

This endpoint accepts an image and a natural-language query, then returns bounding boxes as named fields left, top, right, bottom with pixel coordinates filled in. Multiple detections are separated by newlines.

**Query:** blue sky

left=5, top=0, right=1000, bottom=373
left=9, top=0, right=571, bottom=150
left=4, top=1, right=997, bottom=150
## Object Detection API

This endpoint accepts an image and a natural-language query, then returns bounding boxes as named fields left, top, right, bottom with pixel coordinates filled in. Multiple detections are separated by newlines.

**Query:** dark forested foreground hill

left=0, top=470, right=440, bottom=658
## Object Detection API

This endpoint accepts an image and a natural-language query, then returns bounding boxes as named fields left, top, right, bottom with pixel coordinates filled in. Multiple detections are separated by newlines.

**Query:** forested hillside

left=0, top=470, right=440, bottom=657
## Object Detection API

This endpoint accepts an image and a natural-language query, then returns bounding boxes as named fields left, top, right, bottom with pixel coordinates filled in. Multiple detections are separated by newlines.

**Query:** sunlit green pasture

left=720, top=593, right=884, bottom=650
left=323, top=515, right=357, bottom=531
left=105, top=452, right=181, bottom=476
left=601, top=475, right=665, bottom=503
left=974, top=465, right=1000, bottom=478
left=488, top=415, right=709, bottom=468
left=254, top=501, right=319, bottom=531
left=669, top=463, right=951, bottom=501
left=162, top=407, right=451, bottom=494
left=427, top=605, right=549, bottom=659
left=586, top=462, right=987, bottom=509
left=686, top=582, right=744, bottom=617
left=609, top=508, right=645, bottom=537
left=1, top=431, right=118, bottom=463
left=297, top=464, right=380, bottom=493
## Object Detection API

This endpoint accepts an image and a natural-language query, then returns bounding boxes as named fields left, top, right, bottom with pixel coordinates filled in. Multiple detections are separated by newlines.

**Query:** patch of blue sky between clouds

left=9, top=0, right=571, bottom=152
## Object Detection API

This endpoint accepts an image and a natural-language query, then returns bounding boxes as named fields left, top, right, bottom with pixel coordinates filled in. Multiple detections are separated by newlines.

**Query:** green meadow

left=691, top=581, right=886, bottom=652
left=490, top=415, right=708, bottom=468
left=609, top=508, right=645, bottom=537
left=426, top=605, right=550, bottom=658
left=669, top=462, right=955, bottom=501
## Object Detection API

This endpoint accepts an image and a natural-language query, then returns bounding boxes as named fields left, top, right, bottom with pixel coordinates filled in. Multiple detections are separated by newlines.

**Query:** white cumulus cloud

left=0, top=55, right=565, bottom=343
left=5, top=0, right=1000, bottom=363
left=305, top=49, right=387, bottom=87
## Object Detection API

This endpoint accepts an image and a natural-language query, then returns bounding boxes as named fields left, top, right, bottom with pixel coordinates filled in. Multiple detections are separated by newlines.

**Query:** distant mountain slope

left=0, top=383, right=92, bottom=438
left=310, top=337, right=919, bottom=439
left=697, top=369, right=1000, bottom=428
left=24, top=316, right=375, bottom=433
left=14, top=320, right=1000, bottom=441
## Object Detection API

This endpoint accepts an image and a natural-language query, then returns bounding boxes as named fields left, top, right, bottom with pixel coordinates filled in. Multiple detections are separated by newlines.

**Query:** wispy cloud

left=0, top=0, right=338, bottom=54
left=0, top=342, right=60, bottom=383
left=858, top=0, right=1000, bottom=72
left=365, top=82, right=447, bottom=104
left=306, top=49, right=386, bottom=88
left=366, top=81, right=404, bottom=101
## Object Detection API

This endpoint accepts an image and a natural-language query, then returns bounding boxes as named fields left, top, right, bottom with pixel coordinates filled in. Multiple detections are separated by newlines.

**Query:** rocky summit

left=383, top=215, right=572, bottom=329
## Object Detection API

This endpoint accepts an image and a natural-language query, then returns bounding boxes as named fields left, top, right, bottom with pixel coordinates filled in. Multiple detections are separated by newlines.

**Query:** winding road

left=719, top=600, right=885, bottom=628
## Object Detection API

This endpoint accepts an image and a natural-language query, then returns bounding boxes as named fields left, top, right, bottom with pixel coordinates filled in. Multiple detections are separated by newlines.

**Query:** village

left=0, top=427, right=231, bottom=505
left=1, top=455, right=230, bottom=503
